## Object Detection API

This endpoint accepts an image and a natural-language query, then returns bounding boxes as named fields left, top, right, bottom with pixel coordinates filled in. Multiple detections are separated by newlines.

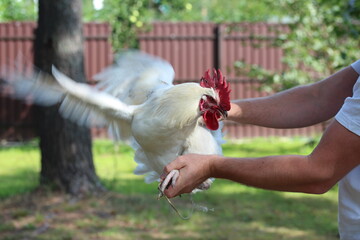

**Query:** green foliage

left=82, top=0, right=97, bottom=22
left=193, top=0, right=284, bottom=23
left=97, top=0, right=149, bottom=49
left=93, top=0, right=195, bottom=49
left=91, top=0, right=287, bottom=50
left=0, top=0, right=37, bottom=21
left=235, top=0, right=360, bottom=92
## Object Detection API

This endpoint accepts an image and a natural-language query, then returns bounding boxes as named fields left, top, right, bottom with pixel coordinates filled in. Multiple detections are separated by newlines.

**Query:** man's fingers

left=164, top=185, right=177, bottom=198
left=164, top=176, right=184, bottom=198
left=161, top=156, right=187, bottom=180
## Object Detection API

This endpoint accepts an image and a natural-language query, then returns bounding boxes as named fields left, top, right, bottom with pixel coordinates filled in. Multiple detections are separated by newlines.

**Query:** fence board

left=1, top=21, right=325, bottom=141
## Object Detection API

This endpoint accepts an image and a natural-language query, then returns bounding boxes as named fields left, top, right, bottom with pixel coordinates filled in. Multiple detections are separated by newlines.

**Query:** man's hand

left=161, top=154, right=216, bottom=198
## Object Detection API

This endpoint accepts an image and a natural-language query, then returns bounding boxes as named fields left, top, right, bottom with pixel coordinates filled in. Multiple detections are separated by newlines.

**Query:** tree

left=0, top=0, right=287, bottom=50
left=183, top=0, right=285, bottom=22
left=96, top=0, right=196, bottom=49
left=93, top=0, right=285, bottom=50
left=83, top=0, right=98, bottom=22
left=235, top=0, right=360, bottom=92
left=33, top=0, right=104, bottom=195
left=0, top=0, right=37, bottom=21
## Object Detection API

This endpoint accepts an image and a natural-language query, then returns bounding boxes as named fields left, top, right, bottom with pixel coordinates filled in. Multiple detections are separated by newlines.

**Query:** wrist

left=227, top=101, right=243, bottom=122
left=208, top=155, right=226, bottom=178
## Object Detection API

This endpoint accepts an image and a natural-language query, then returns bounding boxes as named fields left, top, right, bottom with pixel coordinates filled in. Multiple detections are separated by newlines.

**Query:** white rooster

left=3, top=51, right=231, bottom=196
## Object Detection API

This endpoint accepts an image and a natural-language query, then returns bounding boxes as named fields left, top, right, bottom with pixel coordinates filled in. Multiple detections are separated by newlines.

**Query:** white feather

left=94, top=50, right=175, bottom=105
left=3, top=69, right=63, bottom=106
left=50, top=66, right=135, bottom=137
left=3, top=50, right=228, bottom=194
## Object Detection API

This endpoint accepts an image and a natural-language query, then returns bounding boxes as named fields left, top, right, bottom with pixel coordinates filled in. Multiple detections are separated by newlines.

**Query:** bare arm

left=162, top=64, right=360, bottom=198
left=163, top=120, right=360, bottom=198
left=228, top=66, right=358, bottom=128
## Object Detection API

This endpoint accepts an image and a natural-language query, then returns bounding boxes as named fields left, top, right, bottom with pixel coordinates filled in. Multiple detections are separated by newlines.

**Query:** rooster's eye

left=205, top=95, right=217, bottom=105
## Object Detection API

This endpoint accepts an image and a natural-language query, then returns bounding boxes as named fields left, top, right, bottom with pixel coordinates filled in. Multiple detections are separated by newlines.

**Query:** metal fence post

left=214, top=24, right=223, bottom=70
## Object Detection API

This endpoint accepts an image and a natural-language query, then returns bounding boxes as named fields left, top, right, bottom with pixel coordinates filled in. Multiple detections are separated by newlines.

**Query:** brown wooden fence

left=0, top=22, right=325, bottom=141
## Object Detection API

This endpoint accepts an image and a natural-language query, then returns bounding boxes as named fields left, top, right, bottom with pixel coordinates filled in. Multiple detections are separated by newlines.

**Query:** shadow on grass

left=100, top=177, right=339, bottom=239
left=0, top=168, right=39, bottom=199
left=0, top=171, right=338, bottom=240
left=206, top=184, right=338, bottom=238
left=0, top=180, right=339, bottom=240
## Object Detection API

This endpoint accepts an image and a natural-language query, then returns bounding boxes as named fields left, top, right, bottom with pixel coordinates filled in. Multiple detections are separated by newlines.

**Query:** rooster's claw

left=158, top=169, right=180, bottom=199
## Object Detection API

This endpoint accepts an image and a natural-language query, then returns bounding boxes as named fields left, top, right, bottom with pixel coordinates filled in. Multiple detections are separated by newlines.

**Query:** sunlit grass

left=0, top=142, right=40, bottom=198
left=0, top=136, right=320, bottom=198
left=0, top=136, right=340, bottom=240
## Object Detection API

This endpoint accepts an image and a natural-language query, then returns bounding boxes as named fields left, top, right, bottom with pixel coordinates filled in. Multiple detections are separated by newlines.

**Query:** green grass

left=0, top=136, right=340, bottom=240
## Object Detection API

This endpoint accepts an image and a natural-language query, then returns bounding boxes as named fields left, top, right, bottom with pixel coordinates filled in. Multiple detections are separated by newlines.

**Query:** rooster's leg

left=158, top=169, right=179, bottom=199
left=197, top=178, right=213, bottom=190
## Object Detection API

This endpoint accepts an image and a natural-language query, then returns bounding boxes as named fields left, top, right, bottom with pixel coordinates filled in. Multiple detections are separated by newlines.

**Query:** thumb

left=161, top=156, right=186, bottom=180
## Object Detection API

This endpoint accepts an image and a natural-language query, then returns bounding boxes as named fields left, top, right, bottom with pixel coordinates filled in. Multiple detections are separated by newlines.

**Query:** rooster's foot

left=197, top=178, right=213, bottom=190
left=158, top=169, right=179, bottom=199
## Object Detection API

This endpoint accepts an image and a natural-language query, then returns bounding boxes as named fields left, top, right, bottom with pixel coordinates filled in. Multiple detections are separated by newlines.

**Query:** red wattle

left=203, top=111, right=219, bottom=130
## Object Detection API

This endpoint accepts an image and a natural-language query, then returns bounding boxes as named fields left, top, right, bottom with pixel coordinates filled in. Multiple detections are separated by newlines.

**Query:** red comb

left=200, top=69, right=231, bottom=111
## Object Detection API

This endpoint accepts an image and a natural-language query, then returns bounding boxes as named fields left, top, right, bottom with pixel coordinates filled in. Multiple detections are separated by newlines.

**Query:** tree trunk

left=34, top=0, right=104, bottom=195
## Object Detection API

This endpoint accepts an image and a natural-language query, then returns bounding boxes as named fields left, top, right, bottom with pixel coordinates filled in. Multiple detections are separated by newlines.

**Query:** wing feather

left=2, top=69, right=64, bottom=106
left=51, top=66, right=139, bottom=141
left=93, top=50, right=175, bottom=105
left=52, top=66, right=134, bottom=122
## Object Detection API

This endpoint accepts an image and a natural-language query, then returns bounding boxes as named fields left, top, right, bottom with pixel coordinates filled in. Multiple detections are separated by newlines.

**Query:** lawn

left=0, top=137, right=340, bottom=240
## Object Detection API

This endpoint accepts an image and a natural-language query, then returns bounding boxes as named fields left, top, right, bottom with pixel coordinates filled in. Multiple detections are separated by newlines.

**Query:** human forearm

left=163, top=112, right=360, bottom=199
left=162, top=152, right=335, bottom=197
left=211, top=120, right=360, bottom=194
left=211, top=154, right=333, bottom=194
left=227, top=85, right=323, bottom=128
left=227, top=66, right=358, bottom=128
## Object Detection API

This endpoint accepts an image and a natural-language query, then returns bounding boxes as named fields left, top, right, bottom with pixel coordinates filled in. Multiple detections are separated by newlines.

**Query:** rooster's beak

left=218, top=108, right=228, bottom=121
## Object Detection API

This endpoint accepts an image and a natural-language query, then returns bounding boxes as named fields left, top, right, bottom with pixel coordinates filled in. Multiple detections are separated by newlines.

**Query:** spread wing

left=93, top=50, right=175, bottom=105
left=51, top=66, right=135, bottom=128
left=1, top=68, right=64, bottom=106
left=2, top=65, right=136, bottom=141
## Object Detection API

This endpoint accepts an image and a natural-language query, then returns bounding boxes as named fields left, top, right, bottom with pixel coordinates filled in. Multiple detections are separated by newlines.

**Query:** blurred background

left=0, top=1, right=359, bottom=239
